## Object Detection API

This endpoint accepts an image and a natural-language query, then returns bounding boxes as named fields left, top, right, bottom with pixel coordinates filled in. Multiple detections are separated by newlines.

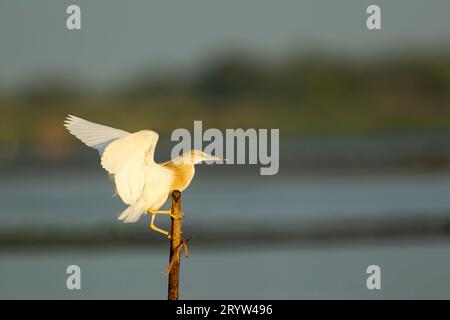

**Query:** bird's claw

left=169, top=210, right=185, bottom=219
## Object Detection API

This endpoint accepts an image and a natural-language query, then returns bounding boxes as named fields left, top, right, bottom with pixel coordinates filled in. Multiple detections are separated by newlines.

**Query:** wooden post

left=168, top=190, right=183, bottom=300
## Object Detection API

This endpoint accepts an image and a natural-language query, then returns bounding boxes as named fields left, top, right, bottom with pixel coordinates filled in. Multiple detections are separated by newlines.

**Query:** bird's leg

left=150, top=214, right=171, bottom=239
left=148, top=209, right=178, bottom=219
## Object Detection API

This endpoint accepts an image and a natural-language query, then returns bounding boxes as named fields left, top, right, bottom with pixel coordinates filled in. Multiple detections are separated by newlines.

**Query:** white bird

left=64, top=115, right=221, bottom=238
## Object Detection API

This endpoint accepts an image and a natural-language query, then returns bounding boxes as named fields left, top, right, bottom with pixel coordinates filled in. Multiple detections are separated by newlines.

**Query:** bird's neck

left=169, top=162, right=195, bottom=192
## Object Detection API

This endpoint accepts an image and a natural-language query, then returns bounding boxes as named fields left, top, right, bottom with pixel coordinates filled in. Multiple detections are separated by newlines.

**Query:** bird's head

left=179, top=150, right=224, bottom=165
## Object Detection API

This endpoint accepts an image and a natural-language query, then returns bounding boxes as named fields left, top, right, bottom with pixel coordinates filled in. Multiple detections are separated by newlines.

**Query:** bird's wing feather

left=64, top=115, right=130, bottom=154
left=101, top=130, right=159, bottom=205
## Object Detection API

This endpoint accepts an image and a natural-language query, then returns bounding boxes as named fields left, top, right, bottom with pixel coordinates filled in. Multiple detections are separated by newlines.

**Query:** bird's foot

left=167, top=209, right=183, bottom=219
left=169, top=210, right=180, bottom=219
left=148, top=209, right=171, bottom=216
left=147, top=209, right=184, bottom=219
left=150, top=214, right=171, bottom=238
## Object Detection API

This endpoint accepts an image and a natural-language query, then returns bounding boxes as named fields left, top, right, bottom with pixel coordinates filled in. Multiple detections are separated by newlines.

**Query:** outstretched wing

left=101, top=130, right=159, bottom=205
left=64, top=115, right=130, bottom=154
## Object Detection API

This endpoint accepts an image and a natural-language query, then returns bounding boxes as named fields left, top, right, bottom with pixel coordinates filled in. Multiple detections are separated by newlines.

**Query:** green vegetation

left=1, top=51, right=450, bottom=155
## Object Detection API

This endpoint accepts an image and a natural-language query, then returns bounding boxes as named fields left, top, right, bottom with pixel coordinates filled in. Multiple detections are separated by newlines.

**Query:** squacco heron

left=64, top=115, right=221, bottom=238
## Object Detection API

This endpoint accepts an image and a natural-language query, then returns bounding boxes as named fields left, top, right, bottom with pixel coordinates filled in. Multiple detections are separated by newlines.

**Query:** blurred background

left=1, top=0, right=450, bottom=299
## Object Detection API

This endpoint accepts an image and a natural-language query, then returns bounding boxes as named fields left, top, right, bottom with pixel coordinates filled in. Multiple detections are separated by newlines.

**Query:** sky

left=1, top=0, right=450, bottom=90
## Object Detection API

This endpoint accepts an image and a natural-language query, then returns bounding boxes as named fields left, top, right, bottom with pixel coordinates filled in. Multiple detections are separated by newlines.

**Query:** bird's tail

left=118, top=198, right=147, bottom=223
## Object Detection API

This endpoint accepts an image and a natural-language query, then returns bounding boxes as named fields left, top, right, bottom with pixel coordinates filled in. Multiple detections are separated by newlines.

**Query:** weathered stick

left=168, top=190, right=183, bottom=300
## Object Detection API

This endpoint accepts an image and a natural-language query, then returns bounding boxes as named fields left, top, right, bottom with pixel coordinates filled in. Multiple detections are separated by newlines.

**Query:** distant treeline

left=0, top=51, right=450, bottom=161
left=6, top=51, right=450, bottom=101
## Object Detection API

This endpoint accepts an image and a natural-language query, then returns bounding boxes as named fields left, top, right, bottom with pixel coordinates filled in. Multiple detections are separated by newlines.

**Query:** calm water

left=1, top=241, right=450, bottom=299
left=1, top=170, right=450, bottom=299
left=1, top=170, right=450, bottom=228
